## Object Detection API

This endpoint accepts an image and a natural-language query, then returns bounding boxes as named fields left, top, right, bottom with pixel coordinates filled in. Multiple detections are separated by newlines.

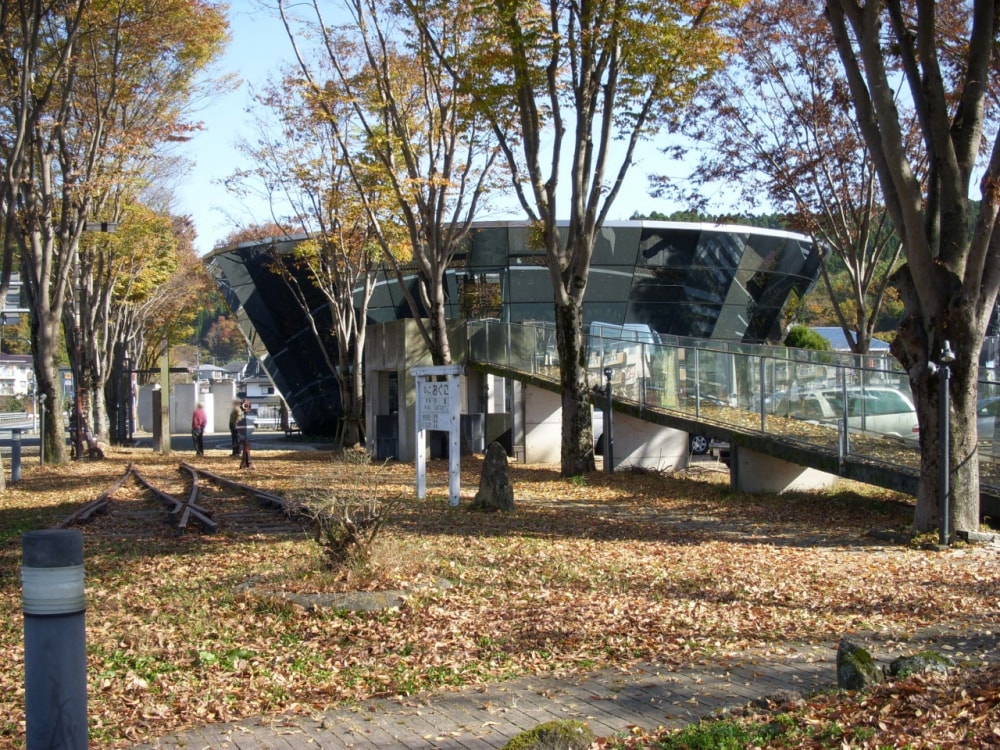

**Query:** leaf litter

left=0, top=448, right=996, bottom=747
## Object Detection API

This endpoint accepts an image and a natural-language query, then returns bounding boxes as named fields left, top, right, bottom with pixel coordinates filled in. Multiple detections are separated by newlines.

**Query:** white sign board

left=412, top=365, right=463, bottom=506
left=418, top=381, right=453, bottom=431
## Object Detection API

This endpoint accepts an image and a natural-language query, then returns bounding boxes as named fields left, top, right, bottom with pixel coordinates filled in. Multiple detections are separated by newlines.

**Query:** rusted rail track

left=180, top=462, right=292, bottom=512
left=55, top=463, right=303, bottom=536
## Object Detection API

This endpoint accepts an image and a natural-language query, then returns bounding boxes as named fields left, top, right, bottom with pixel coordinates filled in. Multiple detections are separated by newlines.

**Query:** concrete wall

left=522, top=386, right=562, bottom=464
left=139, top=382, right=229, bottom=434
left=730, top=445, right=838, bottom=493
left=137, top=385, right=157, bottom=433
left=171, top=383, right=214, bottom=434
left=521, top=385, right=689, bottom=470
left=365, top=319, right=471, bottom=462
left=211, top=381, right=237, bottom=433
left=602, top=410, right=689, bottom=471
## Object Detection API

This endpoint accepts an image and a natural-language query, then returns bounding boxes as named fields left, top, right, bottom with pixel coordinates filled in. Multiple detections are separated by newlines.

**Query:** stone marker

left=471, top=441, right=515, bottom=512
left=836, top=638, right=883, bottom=690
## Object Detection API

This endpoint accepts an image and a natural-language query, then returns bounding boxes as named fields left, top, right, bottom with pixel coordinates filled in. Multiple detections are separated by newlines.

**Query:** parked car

left=769, top=385, right=919, bottom=440
left=689, top=432, right=711, bottom=455
left=686, top=392, right=733, bottom=455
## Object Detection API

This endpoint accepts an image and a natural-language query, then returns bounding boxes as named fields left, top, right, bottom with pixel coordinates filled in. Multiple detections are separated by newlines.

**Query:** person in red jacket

left=191, top=402, right=208, bottom=456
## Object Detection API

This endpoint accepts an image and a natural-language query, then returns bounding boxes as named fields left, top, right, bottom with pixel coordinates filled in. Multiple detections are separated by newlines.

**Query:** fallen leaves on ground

left=605, top=662, right=1000, bottom=748
left=0, top=447, right=996, bottom=748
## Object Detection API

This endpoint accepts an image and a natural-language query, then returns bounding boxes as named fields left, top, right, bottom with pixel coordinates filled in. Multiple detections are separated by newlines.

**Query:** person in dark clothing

left=229, top=400, right=242, bottom=456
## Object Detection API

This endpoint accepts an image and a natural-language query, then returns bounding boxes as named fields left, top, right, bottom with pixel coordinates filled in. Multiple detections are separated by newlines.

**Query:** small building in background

left=193, top=364, right=228, bottom=383
left=0, top=354, right=34, bottom=396
left=224, top=360, right=248, bottom=381
left=808, top=326, right=891, bottom=353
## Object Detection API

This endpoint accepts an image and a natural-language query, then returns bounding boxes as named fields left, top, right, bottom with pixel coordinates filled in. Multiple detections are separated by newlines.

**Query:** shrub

left=305, top=450, right=403, bottom=570
left=784, top=325, right=832, bottom=351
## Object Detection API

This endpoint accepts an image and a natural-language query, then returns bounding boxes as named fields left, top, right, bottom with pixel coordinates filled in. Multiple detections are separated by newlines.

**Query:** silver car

left=771, top=386, right=919, bottom=440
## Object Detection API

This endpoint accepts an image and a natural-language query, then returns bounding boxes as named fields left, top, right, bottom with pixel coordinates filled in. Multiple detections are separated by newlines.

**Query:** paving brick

left=135, top=633, right=1000, bottom=750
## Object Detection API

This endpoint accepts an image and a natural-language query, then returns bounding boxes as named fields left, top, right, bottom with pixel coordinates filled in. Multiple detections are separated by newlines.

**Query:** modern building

left=206, top=221, right=821, bottom=436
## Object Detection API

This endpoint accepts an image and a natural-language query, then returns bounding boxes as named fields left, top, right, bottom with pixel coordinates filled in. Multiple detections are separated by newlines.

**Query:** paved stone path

left=137, top=648, right=829, bottom=749
left=134, top=626, right=998, bottom=749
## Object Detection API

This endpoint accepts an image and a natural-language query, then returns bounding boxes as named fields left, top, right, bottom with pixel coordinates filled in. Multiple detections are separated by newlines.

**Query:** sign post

left=413, top=364, right=463, bottom=506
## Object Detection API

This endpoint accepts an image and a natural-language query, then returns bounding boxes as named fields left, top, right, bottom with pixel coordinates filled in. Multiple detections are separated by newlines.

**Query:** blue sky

left=173, top=3, right=287, bottom=255
left=172, top=3, right=702, bottom=256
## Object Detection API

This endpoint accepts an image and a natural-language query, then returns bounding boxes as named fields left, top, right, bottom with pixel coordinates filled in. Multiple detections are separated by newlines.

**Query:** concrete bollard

left=22, top=529, right=87, bottom=749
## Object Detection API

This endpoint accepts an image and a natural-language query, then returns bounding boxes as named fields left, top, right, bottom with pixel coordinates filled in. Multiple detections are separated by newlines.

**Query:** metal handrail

left=467, top=319, right=1000, bottom=475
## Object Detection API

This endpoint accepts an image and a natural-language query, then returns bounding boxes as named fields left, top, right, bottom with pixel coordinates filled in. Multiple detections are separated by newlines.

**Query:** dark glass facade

left=206, top=238, right=343, bottom=434
left=206, top=221, right=821, bottom=433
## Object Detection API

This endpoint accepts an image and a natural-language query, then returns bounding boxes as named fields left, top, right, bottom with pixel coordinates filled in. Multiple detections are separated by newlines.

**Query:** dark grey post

left=11, top=428, right=22, bottom=483
left=603, top=367, right=614, bottom=474
left=38, top=394, right=47, bottom=467
left=22, top=529, right=87, bottom=749
left=938, top=340, right=955, bottom=546
left=151, top=388, right=162, bottom=452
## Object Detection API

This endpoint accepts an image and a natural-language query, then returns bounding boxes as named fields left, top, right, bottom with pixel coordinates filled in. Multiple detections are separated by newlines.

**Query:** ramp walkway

left=465, top=320, right=1000, bottom=509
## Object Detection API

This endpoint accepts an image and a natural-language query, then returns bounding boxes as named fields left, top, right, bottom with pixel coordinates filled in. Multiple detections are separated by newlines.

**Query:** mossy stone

left=836, top=638, right=883, bottom=691
left=501, top=720, right=594, bottom=750
left=889, top=650, right=953, bottom=678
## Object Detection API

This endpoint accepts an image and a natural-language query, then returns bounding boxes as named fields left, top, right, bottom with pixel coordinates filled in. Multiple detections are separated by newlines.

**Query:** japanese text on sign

left=419, top=381, right=451, bottom=430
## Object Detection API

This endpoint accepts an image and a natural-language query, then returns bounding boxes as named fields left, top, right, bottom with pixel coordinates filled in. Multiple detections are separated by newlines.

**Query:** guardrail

left=467, top=319, right=1000, bottom=474
left=0, top=412, right=33, bottom=428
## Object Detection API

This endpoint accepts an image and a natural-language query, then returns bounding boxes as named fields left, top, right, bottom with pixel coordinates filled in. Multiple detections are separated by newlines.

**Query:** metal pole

left=11, top=428, right=22, bottom=483
left=72, top=347, right=84, bottom=461
left=239, top=402, right=253, bottom=469
left=693, top=348, right=701, bottom=418
left=22, top=529, right=87, bottom=749
left=840, top=367, right=850, bottom=456
left=604, top=367, right=614, bottom=474
left=759, top=355, right=767, bottom=431
left=125, top=358, right=134, bottom=444
left=159, top=339, right=170, bottom=456
left=38, top=395, right=47, bottom=467
left=939, top=362, right=951, bottom=546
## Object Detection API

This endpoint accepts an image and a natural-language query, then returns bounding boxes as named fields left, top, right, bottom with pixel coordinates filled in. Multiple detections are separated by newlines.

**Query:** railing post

left=939, top=359, right=952, bottom=546
left=39, top=396, right=47, bottom=467
left=840, top=366, right=850, bottom=456
left=694, top=348, right=701, bottom=419
left=759, top=355, right=767, bottom=431
left=640, top=342, right=647, bottom=412
left=603, top=367, right=614, bottom=474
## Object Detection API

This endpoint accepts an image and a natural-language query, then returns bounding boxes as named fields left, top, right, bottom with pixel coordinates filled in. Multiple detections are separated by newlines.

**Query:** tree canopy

left=409, top=0, right=739, bottom=475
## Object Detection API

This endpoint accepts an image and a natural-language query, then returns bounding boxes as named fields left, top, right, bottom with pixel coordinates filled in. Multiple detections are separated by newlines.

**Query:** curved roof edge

left=206, top=220, right=812, bottom=258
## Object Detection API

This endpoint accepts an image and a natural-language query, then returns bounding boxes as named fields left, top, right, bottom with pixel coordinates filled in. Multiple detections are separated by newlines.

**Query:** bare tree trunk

left=908, top=321, right=981, bottom=536
left=892, top=266, right=981, bottom=536
left=426, top=271, right=453, bottom=366
left=554, top=299, right=595, bottom=477
left=34, top=330, right=68, bottom=464
left=334, top=346, right=364, bottom=449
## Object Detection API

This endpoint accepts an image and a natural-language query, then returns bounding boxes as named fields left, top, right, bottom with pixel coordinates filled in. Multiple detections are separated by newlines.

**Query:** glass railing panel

left=979, top=377, right=1000, bottom=465
left=465, top=321, right=992, bottom=476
